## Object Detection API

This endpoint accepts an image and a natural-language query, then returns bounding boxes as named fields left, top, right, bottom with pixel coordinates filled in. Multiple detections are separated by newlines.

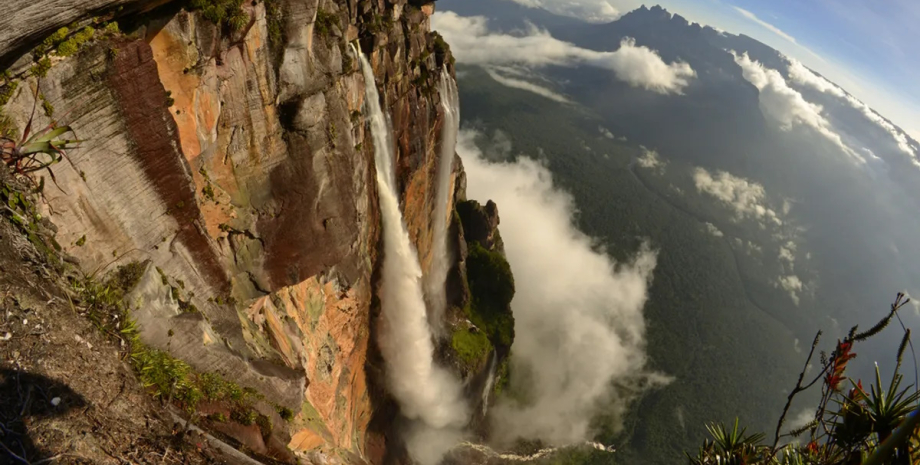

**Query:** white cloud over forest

left=787, top=59, right=920, bottom=167
left=484, top=67, right=571, bottom=103
left=693, top=167, right=782, bottom=227
left=704, top=222, right=724, bottom=237
left=458, top=129, right=669, bottom=446
left=432, top=12, right=696, bottom=94
left=637, top=147, right=665, bottom=170
left=777, top=274, right=804, bottom=305
left=732, top=52, right=863, bottom=164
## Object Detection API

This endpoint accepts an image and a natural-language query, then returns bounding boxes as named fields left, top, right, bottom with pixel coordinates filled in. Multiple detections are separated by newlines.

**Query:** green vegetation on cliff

left=465, top=241, right=515, bottom=349
left=451, top=327, right=492, bottom=366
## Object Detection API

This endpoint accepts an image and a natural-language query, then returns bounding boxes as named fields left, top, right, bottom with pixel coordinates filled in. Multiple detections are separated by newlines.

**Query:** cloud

left=704, top=222, right=724, bottom=237
left=786, top=59, right=920, bottom=166
left=636, top=146, right=665, bottom=170
left=732, top=7, right=797, bottom=44
left=902, top=291, right=920, bottom=317
left=506, top=0, right=621, bottom=23
left=484, top=67, right=571, bottom=103
left=693, top=167, right=782, bottom=227
left=779, top=241, right=796, bottom=265
left=733, top=52, right=863, bottom=164
left=599, top=126, right=615, bottom=139
left=432, top=12, right=695, bottom=94
left=777, top=275, right=803, bottom=305
left=787, top=59, right=846, bottom=98
left=458, top=130, right=669, bottom=445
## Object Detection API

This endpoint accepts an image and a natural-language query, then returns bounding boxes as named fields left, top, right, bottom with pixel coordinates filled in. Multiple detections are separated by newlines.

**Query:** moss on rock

left=451, top=326, right=492, bottom=367
left=465, top=242, right=515, bottom=349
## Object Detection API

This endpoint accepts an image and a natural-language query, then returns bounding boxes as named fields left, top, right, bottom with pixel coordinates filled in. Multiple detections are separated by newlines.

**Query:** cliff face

left=0, top=0, right=476, bottom=462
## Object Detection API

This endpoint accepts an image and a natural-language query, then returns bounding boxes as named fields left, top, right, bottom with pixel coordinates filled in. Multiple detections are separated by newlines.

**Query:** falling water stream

left=424, top=72, right=461, bottom=335
left=356, top=47, right=467, bottom=463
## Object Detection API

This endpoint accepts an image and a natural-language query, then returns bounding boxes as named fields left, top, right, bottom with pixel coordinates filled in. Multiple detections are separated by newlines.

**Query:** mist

left=457, top=130, right=669, bottom=446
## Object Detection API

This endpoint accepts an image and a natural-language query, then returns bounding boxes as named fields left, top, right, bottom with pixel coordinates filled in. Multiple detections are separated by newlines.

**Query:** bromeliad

left=1, top=85, right=79, bottom=190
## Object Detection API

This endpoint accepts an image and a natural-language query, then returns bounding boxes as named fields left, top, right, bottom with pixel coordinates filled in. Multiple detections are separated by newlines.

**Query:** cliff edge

left=0, top=0, right=512, bottom=463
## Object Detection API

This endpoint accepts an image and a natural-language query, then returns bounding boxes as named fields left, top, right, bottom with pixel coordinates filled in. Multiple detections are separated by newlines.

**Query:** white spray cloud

left=693, top=167, right=782, bottom=227
left=432, top=12, right=696, bottom=94
left=732, top=53, right=863, bottom=164
left=484, top=67, right=572, bottom=103
left=506, top=0, right=622, bottom=23
left=358, top=51, right=466, bottom=465
left=458, top=130, right=668, bottom=445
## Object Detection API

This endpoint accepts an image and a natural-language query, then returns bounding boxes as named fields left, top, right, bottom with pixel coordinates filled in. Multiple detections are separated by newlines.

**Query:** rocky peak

left=457, top=199, right=501, bottom=251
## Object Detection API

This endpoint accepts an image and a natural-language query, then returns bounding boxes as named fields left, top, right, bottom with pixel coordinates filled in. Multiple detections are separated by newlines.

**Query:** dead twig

left=0, top=440, right=29, bottom=465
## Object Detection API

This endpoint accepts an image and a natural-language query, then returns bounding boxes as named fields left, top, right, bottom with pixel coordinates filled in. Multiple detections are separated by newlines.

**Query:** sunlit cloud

left=432, top=12, right=696, bottom=94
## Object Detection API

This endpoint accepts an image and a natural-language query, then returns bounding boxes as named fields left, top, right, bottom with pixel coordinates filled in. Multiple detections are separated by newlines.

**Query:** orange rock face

left=3, top=0, right=462, bottom=462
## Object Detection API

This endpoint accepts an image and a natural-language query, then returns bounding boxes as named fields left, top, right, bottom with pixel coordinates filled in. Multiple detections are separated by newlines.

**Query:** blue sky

left=531, top=0, right=920, bottom=139
left=659, top=0, right=920, bottom=140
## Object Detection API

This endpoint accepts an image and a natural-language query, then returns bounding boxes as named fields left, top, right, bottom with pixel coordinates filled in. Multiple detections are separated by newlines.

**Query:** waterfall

left=481, top=352, right=498, bottom=416
left=356, top=47, right=468, bottom=462
left=424, top=71, right=461, bottom=335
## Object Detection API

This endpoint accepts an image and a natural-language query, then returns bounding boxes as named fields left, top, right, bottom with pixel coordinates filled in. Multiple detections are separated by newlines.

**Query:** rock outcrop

left=0, top=0, right=503, bottom=462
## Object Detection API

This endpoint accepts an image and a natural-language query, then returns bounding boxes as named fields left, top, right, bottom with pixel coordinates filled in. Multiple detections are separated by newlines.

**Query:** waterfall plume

left=424, top=72, right=461, bottom=335
left=356, top=47, right=468, bottom=464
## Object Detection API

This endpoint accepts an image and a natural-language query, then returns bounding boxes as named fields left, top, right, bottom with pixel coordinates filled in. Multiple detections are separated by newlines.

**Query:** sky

left=506, top=0, right=920, bottom=140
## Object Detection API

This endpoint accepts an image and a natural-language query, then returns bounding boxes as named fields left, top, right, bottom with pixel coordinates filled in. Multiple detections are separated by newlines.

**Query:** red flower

left=826, top=340, right=856, bottom=391
left=848, top=379, right=866, bottom=400
left=806, top=441, right=819, bottom=455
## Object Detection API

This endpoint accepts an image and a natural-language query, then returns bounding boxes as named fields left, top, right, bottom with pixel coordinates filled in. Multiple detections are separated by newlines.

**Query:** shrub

left=188, top=0, right=247, bottom=30
left=314, top=9, right=339, bottom=37
left=276, top=405, right=294, bottom=421
left=132, top=348, right=202, bottom=411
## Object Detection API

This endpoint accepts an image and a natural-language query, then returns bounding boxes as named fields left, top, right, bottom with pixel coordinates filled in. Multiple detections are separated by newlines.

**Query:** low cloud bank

left=732, top=52, right=862, bottom=164
left=432, top=12, right=695, bottom=94
left=458, top=130, right=668, bottom=446
left=787, top=58, right=919, bottom=167
left=484, top=67, right=571, bottom=103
